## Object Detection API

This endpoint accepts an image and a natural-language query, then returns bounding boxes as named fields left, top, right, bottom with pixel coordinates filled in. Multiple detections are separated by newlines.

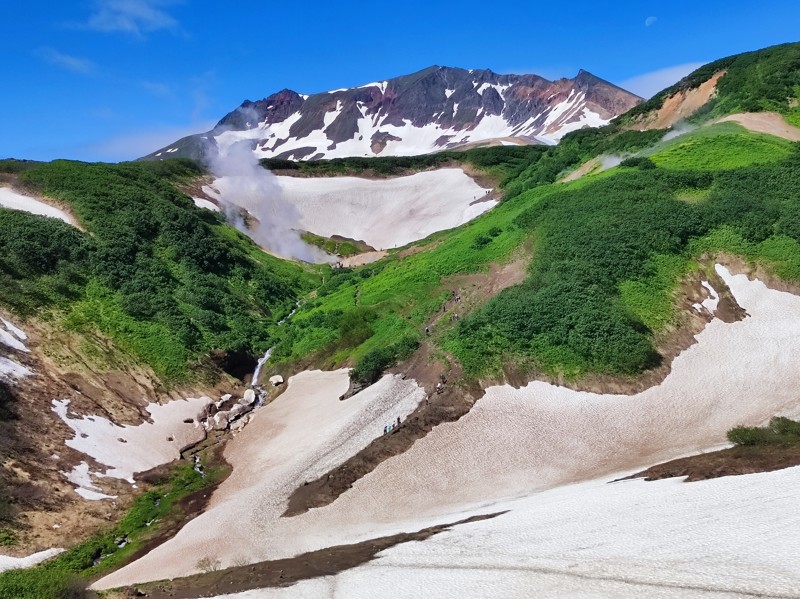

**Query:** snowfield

left=210, top=468, right=800, bottom=599
left=95, top=372, right=426, bottom=589
left=52, top=396, right=210, bottom=484
left=96, top=264, right=800, bottom=593
left=0, top=187, right=76, bottom=226
left=273, top=169, right=494, bottom=249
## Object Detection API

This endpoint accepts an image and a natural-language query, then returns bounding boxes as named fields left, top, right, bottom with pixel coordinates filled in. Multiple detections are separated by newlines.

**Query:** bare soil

left=630, top=71, right=727, bottom=130
left=718, top=112, right=800, bottom=141
left=115, top=513, right=503, bottom=599
left=0, top=314, right=237, bottom=556
left=620, top=445, right=800, bottom=483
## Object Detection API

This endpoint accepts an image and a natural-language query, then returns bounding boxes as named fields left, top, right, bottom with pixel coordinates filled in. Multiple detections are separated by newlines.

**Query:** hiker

left=396, top=416, right=401, bottom=428
left=425, top=326, right=430, bottom=336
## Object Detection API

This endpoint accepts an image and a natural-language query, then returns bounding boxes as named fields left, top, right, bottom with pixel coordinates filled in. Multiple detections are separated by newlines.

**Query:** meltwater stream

left=249, top=303, right=300, bottom=388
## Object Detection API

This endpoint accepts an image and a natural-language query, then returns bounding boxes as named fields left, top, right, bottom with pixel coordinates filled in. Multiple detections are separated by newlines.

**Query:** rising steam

left=204, top=130, right=331, bottom=264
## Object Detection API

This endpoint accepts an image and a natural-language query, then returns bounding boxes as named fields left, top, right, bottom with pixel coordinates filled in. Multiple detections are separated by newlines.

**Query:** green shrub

left=727, top=417, right=800, bottom=446
left=350, top=335, right=420, bottom=384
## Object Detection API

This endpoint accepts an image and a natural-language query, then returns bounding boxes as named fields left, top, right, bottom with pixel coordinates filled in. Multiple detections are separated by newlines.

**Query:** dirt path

left=718, top=112, right=800, bottom=141
left=282, top=255, right=529, bottom=517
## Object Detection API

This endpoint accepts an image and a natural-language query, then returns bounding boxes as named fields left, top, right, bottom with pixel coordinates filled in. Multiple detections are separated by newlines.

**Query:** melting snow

left=0, top=548, right=65, bottom=573
left=52, top=397, right=210, bottom=482
left=701, top=280, right=720, bottom=313
left=0, top=187, right=76, bottom=226
left=192, top=197, right=220, bottom=212
left=273, top=169, right=494, bottom=249
left=63, top=462, right=117, bottom=500
left=0, top=357, right=31, bottom=380
left=97, top=265, right=800, bottom=590
left=95, top=372, right=426, bottom=588
left=210, top=468, right=800, bottom=599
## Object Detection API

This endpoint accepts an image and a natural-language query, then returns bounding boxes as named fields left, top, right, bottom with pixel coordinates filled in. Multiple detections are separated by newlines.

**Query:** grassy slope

left=1, top=159, right=319, bottom=382
left=0, top=459, right=226, bottom=599
left=274, top=123, right=800, bottom=382
left=620, top=41, right=800, bottom=125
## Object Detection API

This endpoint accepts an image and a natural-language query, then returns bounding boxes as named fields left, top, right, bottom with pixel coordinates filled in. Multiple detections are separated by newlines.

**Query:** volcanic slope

left=7, top=41, right=800, bottom=599
left=145, top=65, right=641, bottom=162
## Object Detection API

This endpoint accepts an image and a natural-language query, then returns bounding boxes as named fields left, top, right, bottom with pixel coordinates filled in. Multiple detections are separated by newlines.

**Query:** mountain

left=145, top=66, right=642, bottom=162
left=7, top=42, right=800, bottom=599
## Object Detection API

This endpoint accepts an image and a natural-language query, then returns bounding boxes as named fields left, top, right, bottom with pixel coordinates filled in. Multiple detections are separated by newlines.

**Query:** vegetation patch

left=728, top=417, right=800, bottom=447
left=0, top=457, right=226, bottom=599
left=2, top=158, right=318, bottom=381
left=648, top=124, right=793, bottom=170
left=300, top=232, right=369, bottom=257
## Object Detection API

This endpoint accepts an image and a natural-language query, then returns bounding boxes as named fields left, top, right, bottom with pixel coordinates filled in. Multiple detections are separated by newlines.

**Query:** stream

left=250, top=303, right=300, bottom=389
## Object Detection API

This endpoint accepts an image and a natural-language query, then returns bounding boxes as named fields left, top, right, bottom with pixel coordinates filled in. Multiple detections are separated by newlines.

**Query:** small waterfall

left=251, top=347, right=273, bottom=388
left=250, top=300, right=301, bottom=389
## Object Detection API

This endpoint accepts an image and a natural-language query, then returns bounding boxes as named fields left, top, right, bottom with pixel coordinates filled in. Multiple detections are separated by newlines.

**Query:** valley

left=2, top=40, right=800, bottom=599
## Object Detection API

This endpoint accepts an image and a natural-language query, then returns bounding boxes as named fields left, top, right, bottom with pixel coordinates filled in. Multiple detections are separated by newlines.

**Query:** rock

left=239, top=389, right=256, bottom=406
left=212, top=412, right=229, bottom=431
left=220, top=393, right=232, bottom=402
left=269, top=375, right=284, bottom=386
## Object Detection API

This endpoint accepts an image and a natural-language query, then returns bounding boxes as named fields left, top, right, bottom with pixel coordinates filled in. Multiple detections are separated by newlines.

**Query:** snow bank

left=0, top=357, right=31, bottom=380
left=52, top=397, right=209, bottom=483
left=212, top=468, right=800, bottom=598
left=98, top=265, right=800, bottom=589
left=193, top=197, right=220, bottom=212
left=95, top=372, right=425, bottom=588
left=0, top=548, right=64, bottom=573
left=64, top=462, right=117, bottom=501
left=274, top=169, right=494, bottom=249
left=0, top=187, right=76, bottom=226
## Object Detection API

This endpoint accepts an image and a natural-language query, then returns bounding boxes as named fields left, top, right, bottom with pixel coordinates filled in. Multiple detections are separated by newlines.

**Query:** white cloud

left=79, top=121, right=215, bottom=162
left=86, top=0, right=180, bottom=36
left=618, top=62, right=706, bottom=99
left=645, top=16, right=658, bottom=27
left=36, top=47, right=96, bottom=75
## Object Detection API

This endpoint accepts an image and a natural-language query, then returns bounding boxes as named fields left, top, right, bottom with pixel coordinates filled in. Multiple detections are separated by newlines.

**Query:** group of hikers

left=425, top=290, right=463, bottom=336
left=384, top=416, right=402, bottom=435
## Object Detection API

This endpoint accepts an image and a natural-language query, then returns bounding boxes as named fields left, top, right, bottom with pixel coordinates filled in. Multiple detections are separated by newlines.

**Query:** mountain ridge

left=145, top=65, right=642, bottom=162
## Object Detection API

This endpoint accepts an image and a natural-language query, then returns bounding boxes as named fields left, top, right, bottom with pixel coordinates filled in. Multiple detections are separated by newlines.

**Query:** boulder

left=212, top=412, right=229, bottom=431
left=269, top=375, right=284, bottom=387
left=239, top=389, right=256, bottom=406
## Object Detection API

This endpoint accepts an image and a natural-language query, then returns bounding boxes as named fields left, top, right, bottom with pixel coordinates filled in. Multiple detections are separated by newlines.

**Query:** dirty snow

left=273, top=169, right=494, bottom=249
left=97, top=265, right=800, bottom=590
left=0, top=356, right=31, bottom=380
left=52, top=397, right=210, bottom=482
left=0, top=187, right=76, bottom=226
left=210, top=468, right=800, bottom=599
left=701, top=280, right=720, bottom=313
left=0, top=548, right=65, bottom=573
left=95, top=372, right=425, bottom=588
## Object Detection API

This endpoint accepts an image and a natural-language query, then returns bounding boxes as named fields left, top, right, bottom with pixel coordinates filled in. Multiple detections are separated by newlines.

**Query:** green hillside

left=2, top=42, right=800, bottom=389
left=621, top=41, right=800, bottom=125
left=0, top=158, right=318, bottom=381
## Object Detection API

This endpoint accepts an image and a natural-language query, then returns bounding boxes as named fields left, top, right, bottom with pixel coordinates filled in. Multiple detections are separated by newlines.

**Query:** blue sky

left=1, top=0, right=797, bottom=162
